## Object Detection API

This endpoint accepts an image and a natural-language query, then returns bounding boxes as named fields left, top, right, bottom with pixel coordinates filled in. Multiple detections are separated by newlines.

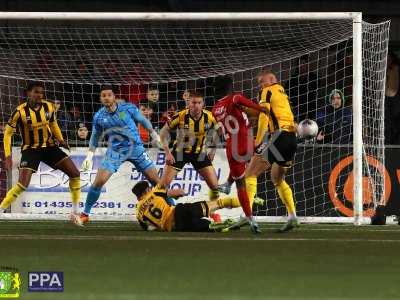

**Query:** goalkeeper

left=133, top=181, right=246, bottom=232
left=72, top=86, right=166, bottom=226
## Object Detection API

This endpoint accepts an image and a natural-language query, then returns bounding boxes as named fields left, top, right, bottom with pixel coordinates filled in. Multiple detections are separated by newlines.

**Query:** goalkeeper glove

left=150, top=130, right=163, bottom=149
left=81, top=151, right=94, bottom=172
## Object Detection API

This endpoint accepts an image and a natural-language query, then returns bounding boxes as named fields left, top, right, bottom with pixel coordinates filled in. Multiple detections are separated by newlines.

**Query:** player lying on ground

left=244, top=70, right=299, bottom=233
left=159, top=91, right=222, bottom=202
left=212, top=75, right=267, bottom=233
left=72, top=86, right=182, bottom=226
left=133, top=181, right=248, bottom=232
left=1, top=82, right=81, bottom=215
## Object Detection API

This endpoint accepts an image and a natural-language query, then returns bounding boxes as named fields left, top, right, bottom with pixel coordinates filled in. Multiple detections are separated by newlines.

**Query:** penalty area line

left=0, top=234, right=400, bottom=243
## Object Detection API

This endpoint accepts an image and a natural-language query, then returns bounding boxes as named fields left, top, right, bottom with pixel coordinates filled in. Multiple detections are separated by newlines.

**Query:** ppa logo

left=28, top=272, right=64, bottom=292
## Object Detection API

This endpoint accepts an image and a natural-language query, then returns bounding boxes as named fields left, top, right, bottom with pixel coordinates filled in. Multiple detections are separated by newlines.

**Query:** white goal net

left=0, top=13, right=390, bottom=223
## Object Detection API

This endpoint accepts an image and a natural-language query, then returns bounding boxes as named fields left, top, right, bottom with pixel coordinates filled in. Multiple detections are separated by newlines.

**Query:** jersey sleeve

left=47, top=102, right=64, bottom=141
left=255, top=88, right=272, bottom=145
left=233, top=94, right=265, bottom=112
left=7, top=109, right=20, bottom=128
left=89, top=112, right=102, bottom=149
left=126, top=103, right=153, bottom=131
left=48, top=102, right=56, bottom=123
left=167, top=112, right=180, bottom=130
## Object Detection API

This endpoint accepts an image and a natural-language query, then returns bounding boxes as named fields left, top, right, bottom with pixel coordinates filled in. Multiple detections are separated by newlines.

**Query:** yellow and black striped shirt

left=167, top=109, right=218, bottom=154
left=258, top=83, right=296, bottom=133
left=136, top=184, right=175, bottom=232
left=7, top=100, right=63, bottom=151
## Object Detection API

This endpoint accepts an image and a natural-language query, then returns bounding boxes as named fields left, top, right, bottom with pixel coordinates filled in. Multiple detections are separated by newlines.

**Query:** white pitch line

left=0, top=234, right=399, bottom=243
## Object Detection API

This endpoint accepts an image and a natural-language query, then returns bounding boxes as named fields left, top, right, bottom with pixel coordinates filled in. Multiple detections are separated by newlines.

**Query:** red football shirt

left=212, top=94, right=261, bottom=142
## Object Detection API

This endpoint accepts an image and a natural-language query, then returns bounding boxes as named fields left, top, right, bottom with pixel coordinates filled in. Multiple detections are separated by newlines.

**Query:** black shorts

left=19, top=146, right=69, bottom=172
left=169, top=151, right=212, bottom=171
left=260, top=131, right=297, bottom=168
left=174, top=202, right=211, bottom=232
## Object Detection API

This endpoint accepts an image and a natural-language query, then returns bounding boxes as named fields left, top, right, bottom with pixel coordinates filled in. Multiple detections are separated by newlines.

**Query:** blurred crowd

left=3, top=48, right=400, bottom=147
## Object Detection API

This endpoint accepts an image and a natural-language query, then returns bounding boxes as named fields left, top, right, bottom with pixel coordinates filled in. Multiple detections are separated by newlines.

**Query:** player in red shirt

left=212, top=76, right=266, bottom=233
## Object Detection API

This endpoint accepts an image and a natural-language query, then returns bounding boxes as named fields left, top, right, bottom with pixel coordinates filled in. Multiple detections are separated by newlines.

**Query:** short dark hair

left=190, top=90, right=204, bottom=99
left=26, top=81, right=44, bottom=92
left=139, top=98, right=156, bottom=109
left=100, top=85, right=115, bottom=93
left=132, top=181, right=150, bottom=199
left=214, top=75, right=233, bottom=98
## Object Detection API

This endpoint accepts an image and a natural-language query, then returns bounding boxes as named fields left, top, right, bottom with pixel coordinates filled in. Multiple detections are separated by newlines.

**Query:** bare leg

left=160, top=165, right=179, bottom=187
left=55, top=157, right=80, bottom=178
left=245, top=155, right=271, bottom=178
left=92, top=169, right=113, bottom=188
left=18, top=168, right=34, bottom=187
left=198, top=166, right=219, bottom=200
left=198, top=166, right=219, bottom=190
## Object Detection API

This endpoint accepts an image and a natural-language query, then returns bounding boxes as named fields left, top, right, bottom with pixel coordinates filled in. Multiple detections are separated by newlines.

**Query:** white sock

left=288, top=213, right=297, bottom=220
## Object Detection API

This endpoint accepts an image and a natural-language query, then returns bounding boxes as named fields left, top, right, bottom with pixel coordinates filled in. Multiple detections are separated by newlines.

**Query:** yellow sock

left=275, top=180, right=296, bottom=216
left=69, top=177, right=81, bottom=214
left=0, top=183, right=26, bottom=210
left=208, top=189, right=219, bottom=201
left=217, top=196, right=241, bottom=209
left=245, top=176, right=257, bottom=207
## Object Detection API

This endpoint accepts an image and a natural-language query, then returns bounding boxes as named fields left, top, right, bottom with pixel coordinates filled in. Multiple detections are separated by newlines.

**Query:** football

left=297, top=119, right=319, bottom=139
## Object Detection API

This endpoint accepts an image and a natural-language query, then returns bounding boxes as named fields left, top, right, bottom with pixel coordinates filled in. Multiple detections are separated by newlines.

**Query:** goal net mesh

left=0, top=18, right=390, bottom=221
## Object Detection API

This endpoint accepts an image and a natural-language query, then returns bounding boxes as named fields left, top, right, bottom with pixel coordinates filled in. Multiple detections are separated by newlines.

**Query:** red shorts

left=226, top=135, right=254, bottom=180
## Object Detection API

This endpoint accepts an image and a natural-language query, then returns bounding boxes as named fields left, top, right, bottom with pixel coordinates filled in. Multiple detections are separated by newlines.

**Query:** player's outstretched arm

left=159, top=124, right=175, bottom=164
left=128, top=104, right=161, bottom=148
left=81, top=116, right=101, bottom=172
left=233, top=94, right=268, bottom=114
left=3, top=125, right=14, bottom=170
left=49, top=119, right=69, bottom=150
left=3, top=109, right=20, bottom=170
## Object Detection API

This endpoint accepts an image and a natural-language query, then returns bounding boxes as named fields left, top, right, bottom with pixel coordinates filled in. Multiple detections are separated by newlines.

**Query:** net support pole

left=352, top=12, right=363, bottom=225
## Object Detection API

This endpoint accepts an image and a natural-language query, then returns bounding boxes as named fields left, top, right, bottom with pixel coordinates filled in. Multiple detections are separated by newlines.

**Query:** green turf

left=0, top=221, right=399, bottom=300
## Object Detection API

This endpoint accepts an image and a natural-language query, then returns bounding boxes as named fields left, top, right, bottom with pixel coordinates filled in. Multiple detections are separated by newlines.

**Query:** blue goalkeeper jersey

left=89, top=102, right=153, bottom=151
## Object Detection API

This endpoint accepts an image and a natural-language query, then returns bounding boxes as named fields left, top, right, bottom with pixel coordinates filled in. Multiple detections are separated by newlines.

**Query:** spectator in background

left=146, top=87, right=160, bottom=106
left=176, top=89, right=191, bottom=110
left=182, top=90, right=191, bottom=108
left=385, top=50, right=400, bottom=145
left=67, top=105, right=84, bottom=140
left=54, top=99, right=71, bottom=133
left=316, top=89, right=352, bottom=144
left=288, top=56, right=318, bottom=122
left=71, top=123, right=90, bottom=147
left=144, top=86, right=162, bottom=126
left=138, top=99, right=155, bottom=144
left=69, top=106, right=83, bottom=124
left=160, top=103, right=177, bottom=127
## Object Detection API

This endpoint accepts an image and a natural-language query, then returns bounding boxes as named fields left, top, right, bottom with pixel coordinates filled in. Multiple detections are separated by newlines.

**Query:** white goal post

left=0, top=12, right=389, bottom=225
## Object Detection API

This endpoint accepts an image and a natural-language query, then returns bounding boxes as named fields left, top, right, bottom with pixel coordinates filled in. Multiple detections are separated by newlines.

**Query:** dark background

left=0, top=0, right=398, bottom=43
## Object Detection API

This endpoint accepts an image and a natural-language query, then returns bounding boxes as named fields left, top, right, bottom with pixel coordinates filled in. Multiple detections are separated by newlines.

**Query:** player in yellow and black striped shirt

left=243, top=70, right=299, bottom=233
left=133, top=181, right=246, bottom=232
left=0, top=82, right=81, bottom=217
left=159, top=91, right=221, bottom=201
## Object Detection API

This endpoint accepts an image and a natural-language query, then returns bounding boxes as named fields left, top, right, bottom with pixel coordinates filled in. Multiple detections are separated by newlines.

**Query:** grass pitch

left=0, top=221, right=399, bottom=300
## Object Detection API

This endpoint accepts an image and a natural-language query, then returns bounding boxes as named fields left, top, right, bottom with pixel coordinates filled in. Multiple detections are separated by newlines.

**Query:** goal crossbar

left=0, top=12, right=361, bottom=21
